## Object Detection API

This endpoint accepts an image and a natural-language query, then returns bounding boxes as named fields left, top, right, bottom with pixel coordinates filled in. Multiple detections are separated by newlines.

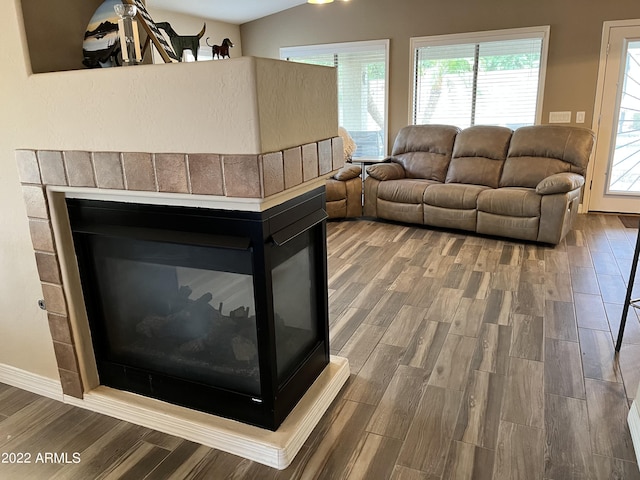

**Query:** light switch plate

left=576, top=111, right=586, bottom=123
left=549, top=111, right=572, bottom=123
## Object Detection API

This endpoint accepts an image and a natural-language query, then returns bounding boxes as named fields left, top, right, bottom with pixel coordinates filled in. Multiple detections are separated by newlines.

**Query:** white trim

left=408, top=26, right=550, bottom=126
left=0, top=363, right=63, bottom=401
left=280, top=39, right=389, bottom=58
left=64, top=356, right=349, bottom=470
left=583, top=19, right=640, bottom=212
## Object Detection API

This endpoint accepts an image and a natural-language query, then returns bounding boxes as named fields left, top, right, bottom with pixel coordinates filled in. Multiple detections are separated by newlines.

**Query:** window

left=411, top=26, right=549, bottom=129
left=281, top=40, right=389, bottom=158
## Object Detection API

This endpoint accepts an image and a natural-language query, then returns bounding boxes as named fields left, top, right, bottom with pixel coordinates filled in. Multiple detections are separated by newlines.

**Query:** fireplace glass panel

left=89, top=235, right=261, bottom=396
left=272, top=230, right=318, bottom=383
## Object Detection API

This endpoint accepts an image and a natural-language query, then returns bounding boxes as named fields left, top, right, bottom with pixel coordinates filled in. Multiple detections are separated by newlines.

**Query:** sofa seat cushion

left=424, top=183, right=490, bottom=210
left=378, top=179, right=437, bottom=204
left=477, top=187, right=541, bottom=217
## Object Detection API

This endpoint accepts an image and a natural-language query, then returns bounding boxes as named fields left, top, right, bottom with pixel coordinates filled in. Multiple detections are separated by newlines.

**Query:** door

left=589, top=24, right=640, bottom=213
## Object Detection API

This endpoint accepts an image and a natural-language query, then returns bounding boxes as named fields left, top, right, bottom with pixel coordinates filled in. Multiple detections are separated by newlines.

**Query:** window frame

left=409, top=26, right=550, bottom=127
left=280, top=39, right=390, bottom=158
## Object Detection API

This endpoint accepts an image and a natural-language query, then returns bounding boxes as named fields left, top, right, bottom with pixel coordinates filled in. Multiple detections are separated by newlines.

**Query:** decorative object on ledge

left=206, top=38, right=234, bottom=59
left=123, top=0, right=179, bottom=63
left=82, top=0, right=122, bottom=68
left=114, top=4, right=141, bottom=66
left=155, top=22, right=206, bottom=62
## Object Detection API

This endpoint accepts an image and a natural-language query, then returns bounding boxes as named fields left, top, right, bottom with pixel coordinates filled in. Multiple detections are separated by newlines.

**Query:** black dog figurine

left=206, top=38, right=234, bottom=59
left=155, top=22, right=206, bottom=61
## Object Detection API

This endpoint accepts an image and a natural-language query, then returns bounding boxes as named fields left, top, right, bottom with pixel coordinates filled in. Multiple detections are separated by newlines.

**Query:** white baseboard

left=64, top=356, right=350, bottom=470
left=0, top=363, right=63, bottom=401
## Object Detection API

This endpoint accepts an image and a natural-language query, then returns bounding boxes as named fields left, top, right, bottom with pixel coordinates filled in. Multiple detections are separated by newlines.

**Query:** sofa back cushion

left=500, top=125, right=595, bottom=188
left=391, top=125, right=460, bottom=181
left=446, top=125, right=513, bottom=188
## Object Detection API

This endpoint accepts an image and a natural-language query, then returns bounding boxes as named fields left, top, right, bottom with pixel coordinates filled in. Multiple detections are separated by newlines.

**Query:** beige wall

left=240, top=0, right=640, bottom=149
left=0, top=0, right=336, bottom=381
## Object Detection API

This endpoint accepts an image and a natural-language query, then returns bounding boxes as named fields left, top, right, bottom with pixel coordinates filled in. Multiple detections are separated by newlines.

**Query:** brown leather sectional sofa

left=362, top=124, right=595, bottom=244
left=326, top=164, right=363, bottom=219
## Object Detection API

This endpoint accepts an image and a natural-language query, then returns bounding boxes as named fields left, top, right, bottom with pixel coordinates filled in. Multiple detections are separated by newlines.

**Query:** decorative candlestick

left=114, top=4, right=142, bottom=66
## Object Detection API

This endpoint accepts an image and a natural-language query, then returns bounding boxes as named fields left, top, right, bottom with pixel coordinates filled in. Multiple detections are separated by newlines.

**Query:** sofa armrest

left=333, top=164, right=362, bottom=181
left=535, top=172, right=585, bottom=195
left=366, top=162, right=406, bottom=181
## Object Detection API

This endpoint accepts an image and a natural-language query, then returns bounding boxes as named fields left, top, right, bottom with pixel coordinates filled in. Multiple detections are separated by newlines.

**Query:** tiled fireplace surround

left=16, top=135, right=344, bottom=400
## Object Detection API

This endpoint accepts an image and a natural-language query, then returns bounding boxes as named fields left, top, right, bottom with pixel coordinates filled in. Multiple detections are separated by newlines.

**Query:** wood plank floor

left=2, top=213, right=640, bottom=479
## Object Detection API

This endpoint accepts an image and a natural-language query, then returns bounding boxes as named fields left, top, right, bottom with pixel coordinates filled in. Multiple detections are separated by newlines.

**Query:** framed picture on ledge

left=122, top=0, right=179, bottom=63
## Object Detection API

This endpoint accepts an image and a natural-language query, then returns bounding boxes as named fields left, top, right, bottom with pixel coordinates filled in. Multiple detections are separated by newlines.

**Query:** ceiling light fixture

left=308, top=0, right=334, bottom=3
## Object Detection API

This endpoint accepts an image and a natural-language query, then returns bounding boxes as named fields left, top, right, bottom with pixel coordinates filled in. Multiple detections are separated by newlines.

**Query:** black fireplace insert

left=67, top=187, right=330, bottom=430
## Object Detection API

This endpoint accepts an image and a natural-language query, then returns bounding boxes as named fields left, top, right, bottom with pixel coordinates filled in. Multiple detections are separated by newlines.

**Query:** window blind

left=412, top=27, right=548, bottom=129
left=281, top=41, right=389, bottom=158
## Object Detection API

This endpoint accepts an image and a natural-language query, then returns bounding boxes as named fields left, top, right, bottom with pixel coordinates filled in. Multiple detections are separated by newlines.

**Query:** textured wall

left=0, top=0, right=337, bottom=381
left=240, top=0, right=640, bottom=149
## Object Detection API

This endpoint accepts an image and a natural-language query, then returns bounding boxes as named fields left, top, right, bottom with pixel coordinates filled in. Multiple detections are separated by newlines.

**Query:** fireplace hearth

left=67, top=187, right=330, bottom=431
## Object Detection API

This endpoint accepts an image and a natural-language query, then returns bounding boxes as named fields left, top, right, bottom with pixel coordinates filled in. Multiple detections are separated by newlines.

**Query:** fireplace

left=66, top=187, right=329, bottom=431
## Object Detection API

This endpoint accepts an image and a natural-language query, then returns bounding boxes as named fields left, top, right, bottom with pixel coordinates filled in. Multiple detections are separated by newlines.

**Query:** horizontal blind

left=412, top=28, right=547, bottom=129
left=281, top=41, right=388, bottom=158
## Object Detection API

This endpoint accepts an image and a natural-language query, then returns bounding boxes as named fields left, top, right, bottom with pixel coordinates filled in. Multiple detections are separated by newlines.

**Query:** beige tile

left=544, top=394, right=595, bottom=479
left=502, top=357, right=544, bottom=428
left=283, top=146, right=303, bottom=188
left=93, top=152, right=124, bottom=189
left=302, top=142, right=319, bottom=182
left=367, top=365, right=426, bottom=439
left=585, top=378, right=636, bottom=461
left=579, top=327, right=623, bottom=383
left=123, top=152, right=156, bottom=191
left=592, top=455, right=640, bottom=480
left=29, top=219, right=55, bottom=252
left=64, top=151, right=95, bottom=187
left=58, top=368, right=83, bottom=398
left=442, top=441, right=494, bottom=480
left=222, top=155, right=261, bottom=197
left=155, top=153, right=188, bottom=193
left=260, top=152, right=284, bottom=197
left=397, top=385, right=463, bottom=476
left=37, top=150, right=67, bottom=186
left=544, top=337, right=586, bottom=399
left=332, top=136, right=345, bottom=170
left=510, top=314, right=544, bottom=361
left=545, top=299, right=578, bottom=341
left=318, top=139, right=333, bottom=175
left=22, top=185, right=49, bottom=219
left=41, top=283, right=67, bottom=316
left=428, top=334, right=476, bottom=391
left=454, top=369, right=505, bottom=449
left=188, top=154, right=223, bottom=195
left=15, top=149, right=41, bottom=184
left=494, top=421, right=544, bottom=480
left=47, top=313, right=73, bottom=344
left=35, top=252, right=61, bottom=284
left=53, top=341, right=78, bottom=372
left=471, top=323, right=511, bottom=375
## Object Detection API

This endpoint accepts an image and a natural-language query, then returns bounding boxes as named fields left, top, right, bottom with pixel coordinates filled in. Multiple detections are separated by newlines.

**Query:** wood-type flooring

left=1, top=214, right=640, bottom=479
